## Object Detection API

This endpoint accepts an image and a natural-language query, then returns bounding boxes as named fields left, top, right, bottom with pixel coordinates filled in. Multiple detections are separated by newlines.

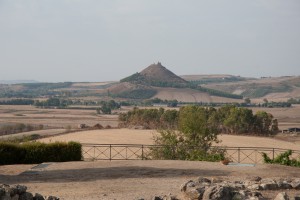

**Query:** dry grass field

left=153, top=87, right=243, bottom=103
left=0, top=105, right=118, bottom=129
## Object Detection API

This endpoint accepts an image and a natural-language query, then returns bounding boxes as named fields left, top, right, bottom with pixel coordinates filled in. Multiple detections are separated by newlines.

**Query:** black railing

left=81, top=144, right=300, bottom=164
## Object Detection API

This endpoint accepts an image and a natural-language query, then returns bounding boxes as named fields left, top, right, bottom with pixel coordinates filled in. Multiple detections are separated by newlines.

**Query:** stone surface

left=15, top=185, right=27, bottom=195
left=19, top=192, right=34, bottom=200
left=180, top=180, right=194, bottom=192
left=292, top=179, right=300, bottom=190
left=274, top=192, right=289, bottom=200
left=0, top=185, right=58, bottom=200
left=202, top=185, right=232, bottom=200
left=33, top=193, right=45, bottom=200
left=44, top=196, right=59, bottom=200
left=277, top=180, right=293, bottom=190
left=260, top=178, right=278, bottom=190
left=184, top=187, right=205, bottom=200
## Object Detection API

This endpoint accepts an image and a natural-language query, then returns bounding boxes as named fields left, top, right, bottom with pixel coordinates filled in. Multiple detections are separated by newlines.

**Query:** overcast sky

left=1, top=0, right=300, bottom=82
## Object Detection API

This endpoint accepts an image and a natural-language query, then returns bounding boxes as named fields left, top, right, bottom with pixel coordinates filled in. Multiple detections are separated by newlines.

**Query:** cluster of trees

left=123, top=105, right=279, bottom=161
left=119, top=105, right=278, bottom=135
left=34, top=98, right=68, bottom=108
left=119, top=107, right=178, bottom=129
left=96, top=100, right=121, bottom=114
left=0, top=123, right=44, bottom=136
left=0, top=99, right=34, bottom=105
left=144, top=98, right=178, bottom=107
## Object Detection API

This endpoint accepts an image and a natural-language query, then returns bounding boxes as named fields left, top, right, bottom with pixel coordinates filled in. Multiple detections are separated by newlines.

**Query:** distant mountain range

left=0, top=80, right=39, bottom=84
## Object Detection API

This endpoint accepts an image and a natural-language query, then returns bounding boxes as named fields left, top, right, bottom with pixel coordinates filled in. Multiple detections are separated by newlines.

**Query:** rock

left=19, top=192, right=34, bottom=200
left=15, top=185, right=27, bottom=194
left=184, top=187, right=205, bottom=200
left=292, top=195, right=300, bottom=200
left=44, top=196, right=59, bottom=200
left=152, top=196, right=163, bottom=200
left=237, top=190, right=264, bottom=200
left=292, top=179, right=300, bottom=189
left=0, top=193, right=11, bottom=200
left=277, top=180, right=293, bottom=189
left=232, top=193, right=245, bottom=200
left=197, top=177, right=211, bottom=185
left=260, top=178, right=278, bottom=190
left=11, top=194, right=19, bottom=200
left=247, top=184, right=262, bottom=190
left=202, top=185, right=232, bottom=200
left=0, top=187, right=6, bottom=197
left=211, top=178, right=224, bottom=184
left=180, top=180, right=194, bottom=192
left=248, top=176, right=262, bottom=182
left=274, top=192, right=289, bottom=200
left=33, top=193, right=45, bottom=200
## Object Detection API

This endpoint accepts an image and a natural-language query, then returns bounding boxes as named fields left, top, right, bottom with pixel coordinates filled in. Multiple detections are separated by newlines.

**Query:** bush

left=0, top=141, right=82, bottom=165
left=262, top=150, right=300, bottom=167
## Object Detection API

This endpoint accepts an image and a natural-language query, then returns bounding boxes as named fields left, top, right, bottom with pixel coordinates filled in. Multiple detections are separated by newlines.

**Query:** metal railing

left=81, top=143, right=300, bottom=164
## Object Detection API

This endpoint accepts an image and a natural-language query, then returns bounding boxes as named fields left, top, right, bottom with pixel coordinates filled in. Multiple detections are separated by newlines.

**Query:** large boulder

left=202, top=185, right=232, bottom=200
left=260, top=178, right=278, bottom=190
left=291, top=179, right=300, bottom=189
left=274, top=192, right=289, bottom=200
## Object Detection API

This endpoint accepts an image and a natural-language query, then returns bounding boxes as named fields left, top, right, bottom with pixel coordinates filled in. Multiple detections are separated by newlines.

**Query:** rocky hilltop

left=140, top=62, right=187, bottom=84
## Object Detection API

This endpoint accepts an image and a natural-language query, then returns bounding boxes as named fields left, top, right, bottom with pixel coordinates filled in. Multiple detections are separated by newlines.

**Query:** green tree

left=100, top=104, right=111, bottom=114
left=150, top=106, right=223, bottom=161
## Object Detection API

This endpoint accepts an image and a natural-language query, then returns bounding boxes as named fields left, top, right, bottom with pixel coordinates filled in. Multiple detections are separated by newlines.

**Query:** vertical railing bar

left=110, top=144, right=112, bottom=161
left=238, top=147, right=240, bottom=163
left=142, top=145, right=144, bottom=160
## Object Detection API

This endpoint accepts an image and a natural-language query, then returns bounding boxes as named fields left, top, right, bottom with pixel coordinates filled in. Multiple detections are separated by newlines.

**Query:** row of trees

left=34, top=98, right=68, bottom=108
left=0, top=99, right=34, bottom=105
left=128, top=105, right=279, bottom=161
left=119, top=105, right=278, bottom=135
left=0, top=123, right=44, bottom=136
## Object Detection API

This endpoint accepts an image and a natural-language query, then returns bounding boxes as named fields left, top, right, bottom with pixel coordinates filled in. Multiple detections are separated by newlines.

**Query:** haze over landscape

left=1, top=0, right=300, bottom=82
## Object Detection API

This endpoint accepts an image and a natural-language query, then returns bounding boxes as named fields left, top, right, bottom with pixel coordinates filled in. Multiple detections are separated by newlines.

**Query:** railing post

left=142, top=145, right=144, bottom=160
left=238, top=147, right=240, bottom=163
left=110, top=144, right=112, bottom=161
left=272, top=148, right=275, bottom=160
left=93, top=146, right=95, bottom=160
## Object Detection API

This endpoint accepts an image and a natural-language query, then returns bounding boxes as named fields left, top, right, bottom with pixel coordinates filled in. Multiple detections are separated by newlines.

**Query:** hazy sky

left=1, top=0, right=300, bottom=82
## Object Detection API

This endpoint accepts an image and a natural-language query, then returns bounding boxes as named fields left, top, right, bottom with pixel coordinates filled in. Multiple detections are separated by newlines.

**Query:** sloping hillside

left=140, top=62, right=187, bottom=84
left=201, top=76, right=300, bottom=101
left=118, top=62, right=242, bottom=100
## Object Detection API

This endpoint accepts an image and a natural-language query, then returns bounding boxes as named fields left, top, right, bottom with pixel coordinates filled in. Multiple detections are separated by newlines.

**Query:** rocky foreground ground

left=1, top=160, right=300, bottom=200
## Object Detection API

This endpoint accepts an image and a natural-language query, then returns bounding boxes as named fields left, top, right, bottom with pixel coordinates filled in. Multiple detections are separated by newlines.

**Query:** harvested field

left=38, top=128, right=300, bottom=150
left=153, top=87, right=243, bottom=103
left=0, top=105, right=118, bottom=129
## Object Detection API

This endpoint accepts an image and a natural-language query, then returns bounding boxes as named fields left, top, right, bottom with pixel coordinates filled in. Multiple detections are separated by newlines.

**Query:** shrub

left=0, top=141, right=82, bottom=165
left=262, top=150, right=300, bottom=167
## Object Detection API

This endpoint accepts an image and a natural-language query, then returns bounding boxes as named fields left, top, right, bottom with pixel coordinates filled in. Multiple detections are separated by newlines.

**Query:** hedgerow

left=0, top=141, right=82, bottom=165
